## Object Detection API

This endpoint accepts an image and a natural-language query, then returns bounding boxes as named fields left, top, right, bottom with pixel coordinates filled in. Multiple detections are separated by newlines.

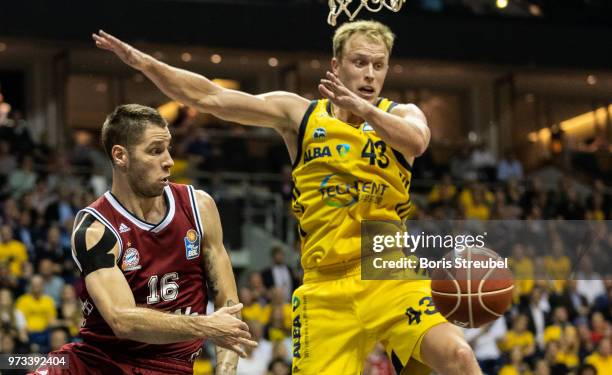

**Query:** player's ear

left=111, top=145, right=129, bottom=168
left=331, top=57, right=340, bottom=75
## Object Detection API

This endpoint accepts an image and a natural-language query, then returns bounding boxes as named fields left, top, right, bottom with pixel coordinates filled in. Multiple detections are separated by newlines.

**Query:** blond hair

left=333, top=20, right=395, bottom=59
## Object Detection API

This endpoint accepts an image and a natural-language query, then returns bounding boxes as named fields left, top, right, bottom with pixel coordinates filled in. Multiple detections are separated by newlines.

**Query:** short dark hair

left=101, top=104, right=168, bottom=164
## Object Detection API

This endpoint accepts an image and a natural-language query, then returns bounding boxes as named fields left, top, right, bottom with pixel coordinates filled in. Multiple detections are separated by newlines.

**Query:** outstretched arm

left=92, top=30, right=309, bottom=133
left=72, top=214, right=256, bottom=355
left=320, top=71, right=430, bottom=158
left=196, top=190, right=243, bottom=374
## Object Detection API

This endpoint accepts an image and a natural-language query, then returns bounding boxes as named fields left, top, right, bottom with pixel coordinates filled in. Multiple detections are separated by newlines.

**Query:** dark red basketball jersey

left=72, top=183, right=207, bottom=364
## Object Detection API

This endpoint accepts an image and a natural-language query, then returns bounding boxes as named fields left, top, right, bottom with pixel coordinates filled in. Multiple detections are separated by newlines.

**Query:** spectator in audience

left=471, top=143, right=496, bottom=181
left=521, top=284, right=550, bottom=351
left=236, top=320, right=273, bottom=375
left=542, top=341, right=569, bottom=374
left=576, top=363, right=597, bottom=375
left=585, top=337, right=612, bottom=375
left=55, top=284, right=82, bottom=337
left=34, top=225, right=66, bottom=264
left=0, top=288, right=28, bottom=346
left=464, top=318, right=507, bottom=375
left=14, top=275, right=56, bottom=352
left=0, top=224, right=28, bottom=278
left=0, top=141, right=16, bottom=183
left=0, top=262, right=17, bottom=291
left=497, top=150, right=524, bottom=182
left=544, top=306, right=574, bottom=345
left=261, top=247, right=299, bottom=303
left=510, top=244, right=534, bottom=298
left=498, top=346, right=531, bottom=375
left=249, top=271, right=270, bottom=305
left=43, top=185, right=75, bottom=228
left=16, top=210, right=35, bottom=259
left=576, top=258, right=606, bottom=306
left=8, top=156, right=37, bottom=200
left=49, top=326, right=69, bottom=352
left=500, top=314, right=536, bottom=358
left=589, top=311, right=610, bottom=347
left=38, top=258, right=64, bottom=307
left=239, top=286, right=270, bottom=326
left=267, top=358, right=290, bottom=375
left=544, top=239, right=570, bottom=295
left=533, top=358, right=551, bottom=375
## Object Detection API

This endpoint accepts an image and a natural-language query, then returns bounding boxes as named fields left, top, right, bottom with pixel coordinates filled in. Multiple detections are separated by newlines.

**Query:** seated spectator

left=521, top=284, right=550, bottom=350
left=533, top=358, right=551, bottom=375
left=236, top=321, right=273, bottom=375
left=56, top=284, right=82, bottom=338
left=544, top=306, right=575, bottom=345
left=49, top=327, right=69, bottom=352
left=267, top=358, right=290, bottom=375
left=463, top=318, right=507, bottom=375
left=0, top=141, right=16, bottom=181
left=39, top=258, right=64, bottom=307
left=497, top=150, right=523, bottom=182
left=0, top=288, right=28, bottom=346
left=470, top=143, right=496, bottom=181
left=0, top=225, right=28, bottom=278
left=261, top=247, right=299, bottom=303
left=544, top=240, right=570, bottom=295
left=463, top=187, right=491, bottom=220
left=499, top=314, right=536, bottom=358
left=589, top=311, right=610, bottom=347
left=585, top=337, right=612, bottom=375
left=510, top=244, right=534, bottom=298
left=576, top=258, right=605, bottom=306
left=34, top=225, right=66, bottom=264
left=576, top=364, right=597, bottom=375
left=14, top=275, right=56, bottom=352
left=239, top=287, right=270, bottom=326
left=543, top=341, right=569, bottom=374
left=427, top=174, right=457, bottom=206
left=498, top=346, right=531, bottom=375
left=249, top=271, right=270, bottom=305
left=8, top=156, right=37, bottom=200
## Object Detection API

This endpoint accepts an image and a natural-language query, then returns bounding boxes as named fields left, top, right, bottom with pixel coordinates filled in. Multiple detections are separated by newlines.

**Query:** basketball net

left=327, top=0, right=406, bottom=26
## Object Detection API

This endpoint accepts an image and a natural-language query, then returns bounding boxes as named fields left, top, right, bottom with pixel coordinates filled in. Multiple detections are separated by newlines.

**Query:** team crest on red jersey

left=122, top=247, right=142, bottom=271
left=184, top=229, right=200, bottom=260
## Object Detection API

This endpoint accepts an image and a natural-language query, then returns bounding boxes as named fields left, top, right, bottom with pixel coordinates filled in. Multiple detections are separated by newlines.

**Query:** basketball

left=430, top=247, right=514, bottom=328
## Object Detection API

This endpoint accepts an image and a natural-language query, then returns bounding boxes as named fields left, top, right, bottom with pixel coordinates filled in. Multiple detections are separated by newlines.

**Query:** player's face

left=127, top=125, right=174, bottom=198
left=332, top=33, right=389, bottom=104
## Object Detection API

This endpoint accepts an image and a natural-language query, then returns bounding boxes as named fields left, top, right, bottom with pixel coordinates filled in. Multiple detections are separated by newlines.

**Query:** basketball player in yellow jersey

left=94, top=21, right=481, bottom=374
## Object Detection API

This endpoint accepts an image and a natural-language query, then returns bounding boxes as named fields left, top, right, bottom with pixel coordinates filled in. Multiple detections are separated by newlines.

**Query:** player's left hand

left=319, top=71, right=371, bottom=117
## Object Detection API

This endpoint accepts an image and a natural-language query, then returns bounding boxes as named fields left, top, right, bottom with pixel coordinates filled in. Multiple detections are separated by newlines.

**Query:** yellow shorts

left=291, top=265, right=447, bottom=375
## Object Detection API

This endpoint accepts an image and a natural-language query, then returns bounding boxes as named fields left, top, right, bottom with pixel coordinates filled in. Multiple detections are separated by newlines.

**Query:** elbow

left=107, top=310, right=132, bottom=339
left=404, top=135, right=428, bottom=157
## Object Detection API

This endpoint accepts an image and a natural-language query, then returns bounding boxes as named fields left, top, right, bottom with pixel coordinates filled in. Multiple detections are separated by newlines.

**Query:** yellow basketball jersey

left=291, top=98, right=413, bottom=271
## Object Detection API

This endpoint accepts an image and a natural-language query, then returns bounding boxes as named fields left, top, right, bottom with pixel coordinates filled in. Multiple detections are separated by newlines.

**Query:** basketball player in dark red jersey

left=35, top=104, right=256, bottom=375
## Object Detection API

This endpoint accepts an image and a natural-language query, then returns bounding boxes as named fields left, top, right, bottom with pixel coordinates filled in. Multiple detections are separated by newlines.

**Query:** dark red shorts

left=29, top=342, right=193, bottom=375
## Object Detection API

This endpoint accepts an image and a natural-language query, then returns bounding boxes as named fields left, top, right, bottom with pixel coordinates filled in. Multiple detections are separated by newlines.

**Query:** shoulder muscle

left=72, top=214, right=119, bottom=276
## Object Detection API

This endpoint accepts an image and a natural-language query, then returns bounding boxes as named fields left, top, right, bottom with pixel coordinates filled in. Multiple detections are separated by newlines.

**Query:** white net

left=327, top=0, right=406, bottom=26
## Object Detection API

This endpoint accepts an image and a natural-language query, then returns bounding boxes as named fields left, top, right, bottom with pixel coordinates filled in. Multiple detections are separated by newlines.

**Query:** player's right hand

left=92, top=30, right=148, bottom=70
left=205, top=303, right=258, bottom=357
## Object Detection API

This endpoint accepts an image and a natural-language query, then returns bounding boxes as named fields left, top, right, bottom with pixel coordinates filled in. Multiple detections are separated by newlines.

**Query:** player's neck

left=331, top=105, right=364, bottom=126
left=110, top=177, right=167, bottom=223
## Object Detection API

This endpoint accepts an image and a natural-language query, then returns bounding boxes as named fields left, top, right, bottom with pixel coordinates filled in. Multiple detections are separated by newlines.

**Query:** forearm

left=113, top=306, right=210, bottom=344
left=212, top=259, right=241, bottom=373
left=362, top=105, right=429, bottom=156
left=140, top=55, right=222, bottom=111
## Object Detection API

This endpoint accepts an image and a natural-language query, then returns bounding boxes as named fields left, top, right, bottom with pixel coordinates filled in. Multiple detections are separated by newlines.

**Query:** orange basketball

left=430, top=247, right=514, bottom=328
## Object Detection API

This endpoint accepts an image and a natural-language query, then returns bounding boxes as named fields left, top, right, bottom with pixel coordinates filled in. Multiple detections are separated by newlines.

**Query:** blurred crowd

left=1, top=96, right=612, bottom=375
